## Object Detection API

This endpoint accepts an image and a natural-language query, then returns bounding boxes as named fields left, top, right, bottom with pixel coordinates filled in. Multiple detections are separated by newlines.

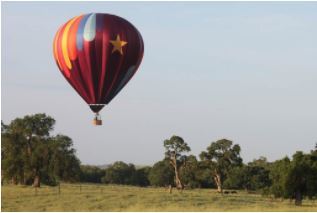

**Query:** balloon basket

left=93, top=113, right=102, bottom=126
left=93, top=119, right=102, bottom=125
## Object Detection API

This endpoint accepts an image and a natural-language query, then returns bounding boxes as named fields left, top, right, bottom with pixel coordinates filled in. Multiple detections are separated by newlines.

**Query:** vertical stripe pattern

left=53, top=13, right=144, bottom=113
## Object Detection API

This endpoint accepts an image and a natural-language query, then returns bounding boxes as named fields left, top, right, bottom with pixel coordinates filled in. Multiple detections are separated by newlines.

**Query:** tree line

left=2, top=114, right=317, bottom=206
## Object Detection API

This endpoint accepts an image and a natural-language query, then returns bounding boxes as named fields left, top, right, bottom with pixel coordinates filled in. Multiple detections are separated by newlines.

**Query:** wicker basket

left=93, top=119, right=102, bottom=125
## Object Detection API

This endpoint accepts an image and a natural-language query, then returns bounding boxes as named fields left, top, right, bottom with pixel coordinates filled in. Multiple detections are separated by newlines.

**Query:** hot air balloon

left=53, top=13, right=144, bottom=125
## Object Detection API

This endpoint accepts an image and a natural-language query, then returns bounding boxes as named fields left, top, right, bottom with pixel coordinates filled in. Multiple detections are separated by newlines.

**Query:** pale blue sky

left=2, top=2, right=317, bottom=165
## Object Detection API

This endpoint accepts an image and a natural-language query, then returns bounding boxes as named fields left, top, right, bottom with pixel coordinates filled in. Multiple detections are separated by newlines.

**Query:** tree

left=148, top=160, right=174, bottom=187
left=285, top=151, right=317, bottom=205
left=1, top=114, right=81, bottom=187
left=223, top=165, right=245, bottom=190
left=179, top=155, right=200, bottom=188
left=80, top=165, right=106, bottom=183
left=1, top=129, right=26, bottom=184
left=224, top=157, right=271, bottom=191
left=269, top=157, right=291, bottom=198
left=48, top=135, right=81, bottom=184
left=164, top=135, right=191, bottom=189
left=248, top=156, right=270, bottom=169
left=130, top=167, right=151, bottom=187
left=224, top=163, right=271, bottom=191
left=200, top=139, right=242, bottom=193
left=8, top=114, right=55, bottom=187
left=245, top=164, right=271, bottom=191
left=194, top=161, right=215, bottom=188
left=102, top=161, right=136, bottom=185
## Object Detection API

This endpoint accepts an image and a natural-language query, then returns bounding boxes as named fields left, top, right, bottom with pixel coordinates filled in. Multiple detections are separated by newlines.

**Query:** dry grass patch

left=2, top=184, right=317, bottom=211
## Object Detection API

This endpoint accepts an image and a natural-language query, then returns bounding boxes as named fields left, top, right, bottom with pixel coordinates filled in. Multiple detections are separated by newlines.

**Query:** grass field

left=1, top=183, right=317, bottom=211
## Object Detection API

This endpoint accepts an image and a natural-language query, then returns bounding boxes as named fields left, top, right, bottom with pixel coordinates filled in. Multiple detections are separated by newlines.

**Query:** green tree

left=8, top=113, right=55, bottom=187
left=179, top=155, right=201, bottom=188
left=130, top=167, right=151, bottom=187
left=269, top=157, right=291, bottom=198
left=148, top=160, right=174, bottom=187
left=200, top=139, right=242, bottom=193
left=285, top=151, right=317, bottom=205
left=1, top=114, right=81, bottom=187
left=80, top=165, right=106, bottom=183
left=48, top=135, right=81, bottom=184
left=102, top=161, right=136, bottom=185
left=224, top=163, right=271, bottom=191
left=194, top=161, right=215, bottom=188
left=223, top=165, right=245, bottom=190
left=224, top=157, right=271, bottom=191
left=164, top=135, right=191, bottom=189
left=248, top=156, right=270, bottom=169
left=1, top=129, right=26, bottom=184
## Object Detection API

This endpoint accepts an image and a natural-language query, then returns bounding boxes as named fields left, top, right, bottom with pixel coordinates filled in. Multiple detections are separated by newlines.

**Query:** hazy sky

left=2, top=2, right=317, bottom=166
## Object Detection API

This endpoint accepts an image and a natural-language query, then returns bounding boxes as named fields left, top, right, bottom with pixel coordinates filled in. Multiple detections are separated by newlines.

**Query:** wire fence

left=30, top=183, right=114, bottom=196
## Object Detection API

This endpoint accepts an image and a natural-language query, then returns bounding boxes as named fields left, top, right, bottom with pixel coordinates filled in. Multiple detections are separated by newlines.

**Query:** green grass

left=1, top=183, right=316, bottom=211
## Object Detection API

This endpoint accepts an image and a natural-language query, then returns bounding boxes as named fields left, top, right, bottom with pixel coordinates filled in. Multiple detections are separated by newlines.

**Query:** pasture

left=1, top=184, right=316, bottom=211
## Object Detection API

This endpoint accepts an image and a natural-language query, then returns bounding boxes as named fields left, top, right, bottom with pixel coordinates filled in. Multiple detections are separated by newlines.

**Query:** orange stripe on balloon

left=68, top=15, right=83, bottom=60
left=57, top=23, right=71, bottom=78
left=61, top=16, right=78, bottom=69
left=53, top=26, right=63, bottom=68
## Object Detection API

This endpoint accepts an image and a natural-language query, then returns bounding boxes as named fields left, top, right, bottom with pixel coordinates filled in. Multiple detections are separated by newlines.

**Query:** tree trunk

left=23, top=171, right=28, bottom=185
left=295, top=190, right=302, bottom=206
left=174, top=168, right=183, bottom=189
left=11, top=176, right=18, bottom=185
left=170, top=155, right=183, bottom=190
left=168, top=185, right=173, bottom=194
left=213, top=173, right=222, bottom=193
left=33, top=175, right=40, bottom=187
left=1, top=174, right=4, bottom=186
left=19, top=170, right=25, bottom=185
left=27, top=135, right=32, bottom=156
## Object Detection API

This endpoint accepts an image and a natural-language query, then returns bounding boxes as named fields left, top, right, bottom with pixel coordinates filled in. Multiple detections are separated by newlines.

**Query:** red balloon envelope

left=53, top=13, right=144, bottom=124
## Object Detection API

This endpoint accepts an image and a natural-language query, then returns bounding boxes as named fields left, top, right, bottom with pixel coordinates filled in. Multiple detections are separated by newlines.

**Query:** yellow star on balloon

left=109, top=35, right=127, bottom=55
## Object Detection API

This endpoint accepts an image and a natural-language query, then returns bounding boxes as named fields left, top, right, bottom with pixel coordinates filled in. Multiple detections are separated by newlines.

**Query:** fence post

left=58, top=182, right=61, bottom=195
left=169, top=185, right=172, bottom=194
left=80, top=184, right=81, bottom=193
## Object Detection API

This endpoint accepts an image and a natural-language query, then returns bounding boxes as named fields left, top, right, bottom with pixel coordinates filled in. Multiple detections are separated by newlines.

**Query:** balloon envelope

left=53, top=13, right=144, bottom=113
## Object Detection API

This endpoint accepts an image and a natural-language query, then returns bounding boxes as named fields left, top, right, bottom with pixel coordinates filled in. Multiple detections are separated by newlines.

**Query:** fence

left=32, top=183, right=109, bottom=196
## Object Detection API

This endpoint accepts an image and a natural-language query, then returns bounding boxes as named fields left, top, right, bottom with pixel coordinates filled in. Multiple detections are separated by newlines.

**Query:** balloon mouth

left=89, top=104, right=105, bottom=113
